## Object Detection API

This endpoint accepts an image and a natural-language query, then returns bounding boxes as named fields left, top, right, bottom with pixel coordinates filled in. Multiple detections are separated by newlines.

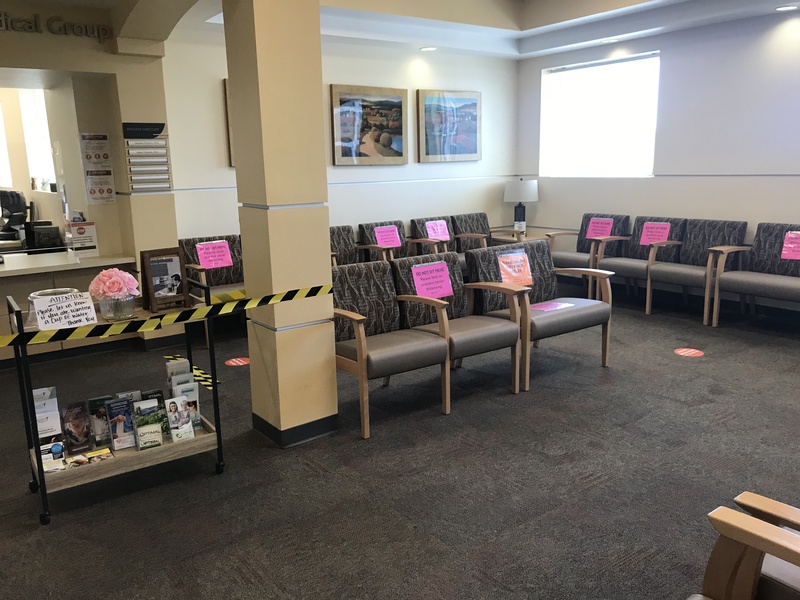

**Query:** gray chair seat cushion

left=760, top=551, right=800, bottom=600
left=414, top=315, right=519, bottom=359
left=649, top=263, right=708, bottom=288
left=551, top=250, right=591, bottom=269
left=487, top=297, right=611, bottom=341
left=336, top=329, right=448, bottom=380
left=598, top=257, right=648, bottom=280
left=718, top=270, right=800, bottom=302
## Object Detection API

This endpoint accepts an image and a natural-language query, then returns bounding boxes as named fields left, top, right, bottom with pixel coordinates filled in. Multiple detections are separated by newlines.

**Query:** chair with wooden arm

left=409, top=216, right=456, bottom=254
left=646, top=218, right=747, bottom=324
left=330, top=225, right=359, bottom=266
left=597, top=216, right=688, bottom=301
left=689, top=504, right=800, bottom=600
left=711, top=222, right=800, bottom=328
left=451, top=212, right=525, bottom=255
left=358, top=220, right=412, bottom=262
left=332, top=261, right=450, bottom=439
left=389, top=252, right=526, bottom=396
left=465, top=240, right=614, bottom=391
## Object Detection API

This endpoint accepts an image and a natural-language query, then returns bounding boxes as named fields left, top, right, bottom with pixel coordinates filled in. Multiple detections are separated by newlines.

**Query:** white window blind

left=0, top=104, right=13, bottom=188
left=539, top=53, right=660, bottom=177
left=18, top=88, right=56, bottom=186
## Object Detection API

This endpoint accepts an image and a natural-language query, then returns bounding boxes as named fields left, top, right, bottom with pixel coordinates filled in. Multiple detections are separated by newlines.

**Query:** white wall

left=163, top=27, right=519, bottom=239
left=518, top=13, right=800, bottom=247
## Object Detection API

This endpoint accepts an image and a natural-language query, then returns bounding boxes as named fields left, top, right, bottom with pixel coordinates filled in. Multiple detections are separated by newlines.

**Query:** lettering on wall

left=0, top=12, right=112, bottom=43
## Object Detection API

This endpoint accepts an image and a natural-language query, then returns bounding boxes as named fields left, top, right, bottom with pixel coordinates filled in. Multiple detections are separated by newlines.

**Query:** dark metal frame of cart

left=7, top=285, right=225, bottom=525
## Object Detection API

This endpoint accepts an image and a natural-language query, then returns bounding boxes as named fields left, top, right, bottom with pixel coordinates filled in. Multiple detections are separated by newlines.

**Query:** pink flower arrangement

left=89, top=268, right=140, bottom=300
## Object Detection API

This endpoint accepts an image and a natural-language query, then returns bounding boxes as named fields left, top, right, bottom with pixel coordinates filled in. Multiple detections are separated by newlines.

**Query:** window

left=18, top=88, right=56, bottom=189
left=539, top=53, right=660, bottom=177
left=0, top=104, right=13, bottom=188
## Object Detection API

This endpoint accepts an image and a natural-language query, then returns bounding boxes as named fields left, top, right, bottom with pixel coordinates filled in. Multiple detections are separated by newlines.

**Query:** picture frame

left=223, top=79, right=235, bottom=167
left=417, top=89, right=482, bottom=163
left=140, top=248, right=191, bottom=313
left=330, top=84, right=408, bottom=166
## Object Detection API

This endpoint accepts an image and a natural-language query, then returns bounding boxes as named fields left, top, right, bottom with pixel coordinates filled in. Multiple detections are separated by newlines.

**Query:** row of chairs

left=547, top=213, right=800, bottom=327
left=332, top=240, right=614, bottom=439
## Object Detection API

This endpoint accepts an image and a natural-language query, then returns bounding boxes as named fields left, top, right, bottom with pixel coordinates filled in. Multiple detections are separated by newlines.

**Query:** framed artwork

left=330, top=84, right=408, bottom=166
left=417, top=89, right=481, bottom=163
left=223, top=79, right=235, bottom=167
left=140, top=248, right=191, bottom=312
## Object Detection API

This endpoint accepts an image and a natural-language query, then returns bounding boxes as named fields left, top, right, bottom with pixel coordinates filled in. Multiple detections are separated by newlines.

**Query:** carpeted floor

left=0, top=287, right=797, bottom=600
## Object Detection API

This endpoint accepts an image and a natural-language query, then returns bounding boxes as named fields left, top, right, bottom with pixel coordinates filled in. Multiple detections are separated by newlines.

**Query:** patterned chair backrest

left=465, top=240, right=559, bottom=314
left=680, top=219, right=748, bottom=269
left=331, top=262, right=401, bottom=342
left=358, top=220, right=409, bottom=261
left=409, top=216, right=456, bottom=255
left=329, top=225, right=359, bottom=266
left=625, top=216, right=687, bottom=262
left=390, top=252, right=468, bottom=329
left=742, top=222, right=800, bottom=277
left=178, top=235, right=243, bottom=288
left=451, top=212, right=491, bottom=253
left=575, top=213, right=631, bottom=257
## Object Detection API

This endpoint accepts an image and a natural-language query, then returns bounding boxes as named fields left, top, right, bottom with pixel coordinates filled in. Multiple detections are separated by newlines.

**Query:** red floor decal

left=225, top=357, right=250, bottom=366
left=674, top=348, right=704, bottom=357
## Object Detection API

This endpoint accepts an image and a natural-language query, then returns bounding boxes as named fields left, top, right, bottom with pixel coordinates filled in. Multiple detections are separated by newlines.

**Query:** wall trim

left=252, top=412, right=339, bottom=448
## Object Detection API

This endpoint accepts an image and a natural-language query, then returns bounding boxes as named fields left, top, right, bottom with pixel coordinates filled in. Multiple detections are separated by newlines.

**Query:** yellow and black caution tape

left=0, top=284, right=332, bottom=348
left=164, top=354, right=216, bottom=391
left=209, top=289, right=247, bottom=304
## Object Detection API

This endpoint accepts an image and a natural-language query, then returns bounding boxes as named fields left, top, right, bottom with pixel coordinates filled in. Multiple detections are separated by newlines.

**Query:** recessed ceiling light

left=601, top=38, right=619, bottom=43
left=420, top=47, right=437, bottom=52
left=776, top=5, right=798, bottom=11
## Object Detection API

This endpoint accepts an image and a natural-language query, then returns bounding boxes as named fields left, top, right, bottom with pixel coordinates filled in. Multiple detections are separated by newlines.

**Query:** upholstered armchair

left=358, top=220, right=438, bottom=262
left=179, top=234, right=245, bottom=303
left=645, top=218, right=747, bottom=324
left=332, top=261, right=450, bottom=439
left=450, top=212, right=524, bottom=254
left=688, top=495, right=800, bottom=600
left=710, top=222, right=800, bottom=327
left=329, top=225, right=359, bottom=266
left=409, top=216, right=456, bottom=254
left=596, top=216, right=688, bottom=297
left=389, top=252, right=527, bottom=395
left=465, top=240, right=613, bottom=391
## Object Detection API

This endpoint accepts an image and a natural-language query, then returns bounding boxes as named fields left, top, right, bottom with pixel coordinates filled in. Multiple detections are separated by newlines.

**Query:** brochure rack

left=6, top=294, right=225, bottom=525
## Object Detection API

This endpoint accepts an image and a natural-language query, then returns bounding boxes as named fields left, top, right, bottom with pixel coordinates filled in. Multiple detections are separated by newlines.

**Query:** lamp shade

left=503, top=178, right=539, bottom=204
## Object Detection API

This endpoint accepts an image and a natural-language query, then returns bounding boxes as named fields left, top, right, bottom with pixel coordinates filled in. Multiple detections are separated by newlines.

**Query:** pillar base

left=252, top=412, right=338, bottom=449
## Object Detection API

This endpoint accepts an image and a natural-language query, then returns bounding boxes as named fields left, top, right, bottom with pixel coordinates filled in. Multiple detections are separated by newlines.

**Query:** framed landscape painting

left=417, top=89, right=481, bottom=163
left=331, top=84, right=408, bottom=166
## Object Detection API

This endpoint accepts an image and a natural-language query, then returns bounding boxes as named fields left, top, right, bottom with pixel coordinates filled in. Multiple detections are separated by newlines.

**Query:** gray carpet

left=0, top=288, right=798, bottom=600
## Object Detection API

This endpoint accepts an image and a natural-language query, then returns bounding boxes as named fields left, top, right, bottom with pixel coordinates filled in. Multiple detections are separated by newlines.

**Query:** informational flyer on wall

left=67, top=221, right=99, bottom=258
left=80, top=133, right=116, bottom=205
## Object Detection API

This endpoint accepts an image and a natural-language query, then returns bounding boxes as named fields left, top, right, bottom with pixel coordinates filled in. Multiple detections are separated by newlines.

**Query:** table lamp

left=503, top=178, right=539, bottom=232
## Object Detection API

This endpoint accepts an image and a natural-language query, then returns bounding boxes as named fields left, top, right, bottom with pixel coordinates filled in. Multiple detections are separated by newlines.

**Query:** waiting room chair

left=332, top=261, right=450, bottom=439
left=450, top=212, right=524, bottom=254
left=329, top=224, right=391, bottom=266
left=465, top=240, right=614, bottom=391
left=359, top=220, right=439, bottom=262
left=409, top=215, right=467, bottom=275
left=597, top=216, right=687, bottom=299
left=389, top=252, right=527, bottom=395
left=710, top=222, right=800, bottom=328
left=688, top=498, right=800, bottom=600
left=646, top=218, right=747, bottom=325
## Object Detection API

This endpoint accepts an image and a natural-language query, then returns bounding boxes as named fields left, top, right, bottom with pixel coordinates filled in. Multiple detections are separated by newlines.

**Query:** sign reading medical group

left=0, top=12, right=112, bottom=43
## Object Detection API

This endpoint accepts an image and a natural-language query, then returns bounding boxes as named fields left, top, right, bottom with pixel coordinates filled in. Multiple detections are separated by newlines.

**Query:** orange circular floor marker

left=225, top=357, right=250, bottom=366
left=674, top=348, right=704, bottom=357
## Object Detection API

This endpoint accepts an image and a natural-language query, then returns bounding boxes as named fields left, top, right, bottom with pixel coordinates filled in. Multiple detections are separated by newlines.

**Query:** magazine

left=61, top=401, right=92, bottom=455
left=132, top=398, right=168, bottom=450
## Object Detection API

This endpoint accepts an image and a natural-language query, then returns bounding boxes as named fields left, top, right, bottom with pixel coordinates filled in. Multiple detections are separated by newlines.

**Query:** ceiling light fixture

left=775, top=5, right=799, bottom=10
left=601, top=38, right=619, bottom=43
left=420, top=47, right=437, bottom=52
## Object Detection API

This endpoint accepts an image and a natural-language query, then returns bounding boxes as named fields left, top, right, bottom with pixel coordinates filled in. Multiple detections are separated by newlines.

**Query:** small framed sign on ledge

left=140, top=247, right=191, bottom=312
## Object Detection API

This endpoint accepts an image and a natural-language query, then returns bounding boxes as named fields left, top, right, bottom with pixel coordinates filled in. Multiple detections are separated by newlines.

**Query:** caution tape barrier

left=1, top=284, right=332, bottom=348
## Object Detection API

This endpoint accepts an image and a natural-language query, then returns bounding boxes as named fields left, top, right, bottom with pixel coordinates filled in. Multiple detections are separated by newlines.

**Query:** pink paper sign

left=639, top=222, right=671, bottom=245
left=196, top=240, right=233, bottom=269
left=530, top=301, right=575, bottom=312
left=781, top=232, right=800, bottom=260
left=425, top=220, right=450, bottom=241
left=586, top=218, right=614, bottom=238
left=374, top=225, right=402, bottom=248
left=412, top=262, right=454, bottom=299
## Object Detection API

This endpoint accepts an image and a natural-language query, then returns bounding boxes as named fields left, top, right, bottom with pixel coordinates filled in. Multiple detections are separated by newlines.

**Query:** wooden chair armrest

left=463, top=282, right=528, bottom=320
left=455, top=233, right=488, bottom=239
left=333, top=307, right=367, bottom=323
left=650, top=240, right=682, bottom=247
left=545, top=231, right=578, bottom=239
left=593, top=235, right=631, bottom=243
left=555, top=268, right=614, bottom=279
left=735, top=492, right=800, bottom=529
left=185, top=263, right=206, bottom=273
left=356, top=243, right=395, bottom=251
left=491, top=228, right=525, bottom=242
left=708, top=506, right=800, bottom=568
left=396, top=294, right=449, bottom=309
left=408, top=238, right=442, bottom=246
left=463, top=282, right=531, bottom=296
left=708, top=245, right=750, bottom=255
left=594, top=236, right=631, bottom=264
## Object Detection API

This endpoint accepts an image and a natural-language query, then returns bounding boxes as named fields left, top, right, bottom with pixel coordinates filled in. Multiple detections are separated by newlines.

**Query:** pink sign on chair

left=374, top=225, right=402, bottom=248
left=639, top=222, right=671, bottom=245
left=425, top=220, right=450, bottom=241
left=781, top=232, right=800, bottom=260
left=530, top=301, right=575, bottom=312
left=196, top=240, right=234, bottom=269
left=412, top=261, right=454, bottom=299
left=586, top=218, right=614, bottom=239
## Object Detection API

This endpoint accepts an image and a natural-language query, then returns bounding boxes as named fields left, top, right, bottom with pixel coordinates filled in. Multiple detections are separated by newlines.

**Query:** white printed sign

left=67, top=222, right=99, bottom=258
left=86, top=169, right=116, bottom=205
left=33, top=292, right=97, bottom=331
left=80, top=134, right=112, bottom=167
